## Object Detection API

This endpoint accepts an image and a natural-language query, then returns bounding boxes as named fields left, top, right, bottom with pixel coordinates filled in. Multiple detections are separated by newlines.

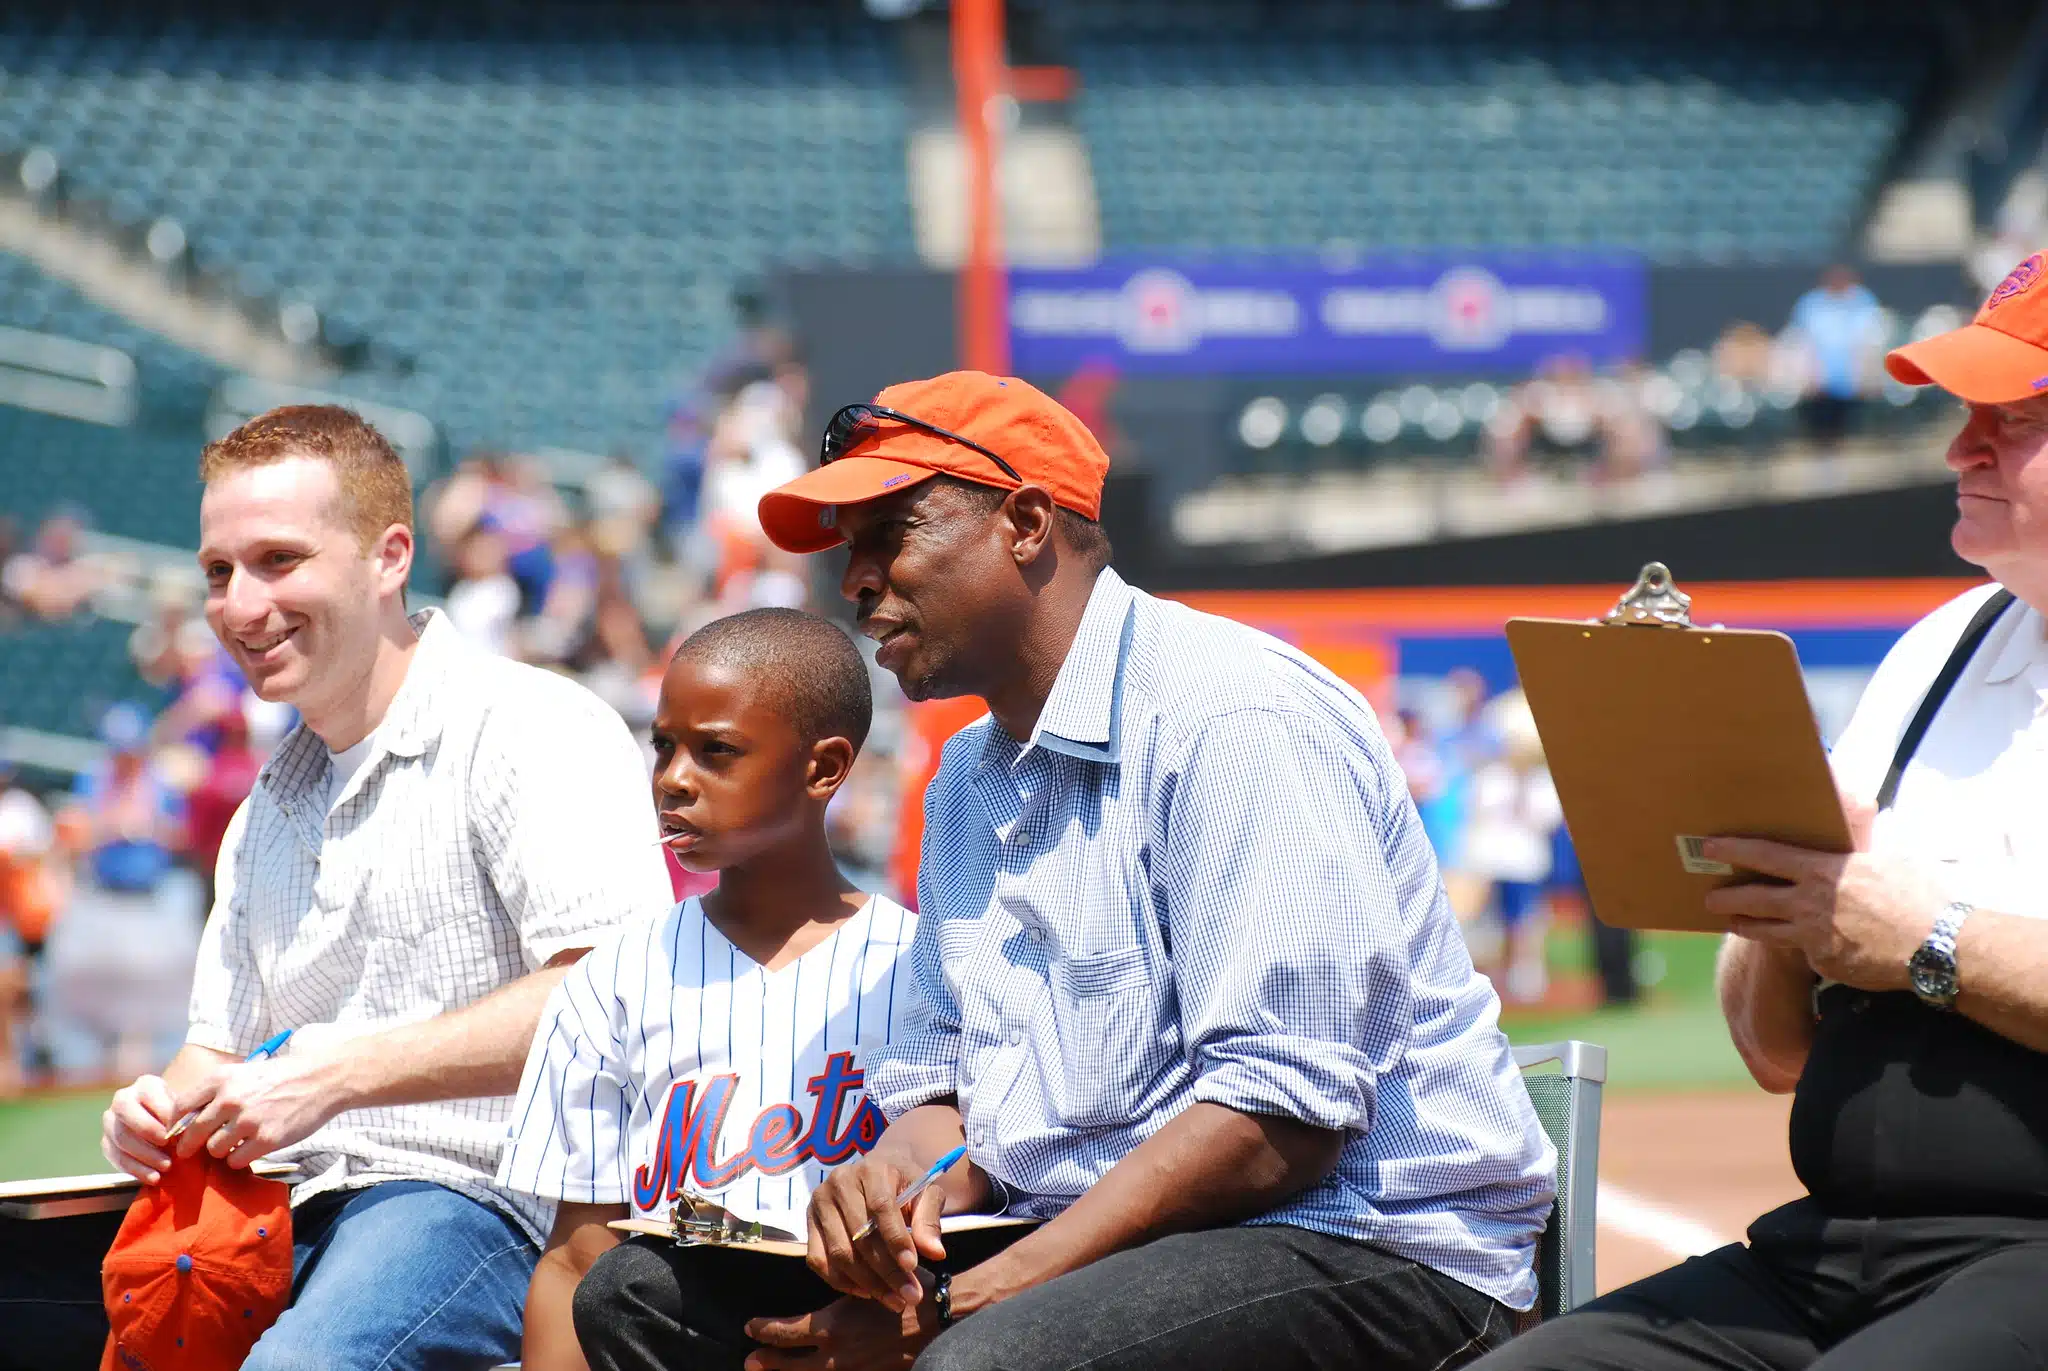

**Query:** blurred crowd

left=0, top=578, right=297, bottom=1093
left=1480, top=265, right=1938, bottom=486
left=1386, top=670, right=1640, bottom=1012
left=0, top=506, right=114, bottom=627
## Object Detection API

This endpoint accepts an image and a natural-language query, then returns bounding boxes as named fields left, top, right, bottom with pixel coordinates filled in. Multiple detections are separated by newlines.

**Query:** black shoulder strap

left=1877, top=588, right=2016, bottom=811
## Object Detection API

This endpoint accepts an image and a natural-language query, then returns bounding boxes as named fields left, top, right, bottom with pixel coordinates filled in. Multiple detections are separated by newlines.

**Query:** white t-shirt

left=497, top=894, right=925, bottom=1232
left=1828, top=583, right=2048, bottom=920
left=326, top=732, right=379, bottom=813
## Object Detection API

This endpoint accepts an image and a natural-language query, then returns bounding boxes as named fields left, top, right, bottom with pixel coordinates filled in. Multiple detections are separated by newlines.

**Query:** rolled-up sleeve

left=472, top=688, right=674, bottom=968
left=1156, top=706, right=1413, bottom=1136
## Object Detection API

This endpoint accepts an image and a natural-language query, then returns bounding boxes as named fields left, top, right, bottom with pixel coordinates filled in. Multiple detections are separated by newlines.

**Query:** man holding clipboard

left=1472, top=258, right=2048, bottom=1369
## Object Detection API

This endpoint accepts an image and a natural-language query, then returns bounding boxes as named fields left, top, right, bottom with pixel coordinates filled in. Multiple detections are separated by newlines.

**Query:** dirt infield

left=1594, top=1089, right=1803, bottom=1293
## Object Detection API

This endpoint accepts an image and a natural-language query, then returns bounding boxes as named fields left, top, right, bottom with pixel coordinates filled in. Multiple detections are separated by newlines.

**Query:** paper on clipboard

left=1505, top=564, right=1852, bottom=932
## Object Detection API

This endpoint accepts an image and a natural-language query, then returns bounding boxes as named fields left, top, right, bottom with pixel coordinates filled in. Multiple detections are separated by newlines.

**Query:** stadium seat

left=0, top=5, right=915, bottom=458
left=1057, top=7, right=1928, bottom=265
left=1513, top=1039, right=1608, bottom=1322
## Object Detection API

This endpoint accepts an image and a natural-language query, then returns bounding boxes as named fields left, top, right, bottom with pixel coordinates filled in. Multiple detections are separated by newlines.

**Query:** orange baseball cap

left=1887, top=251, right=2048, bottom=403
left=758, top=370, right=1110, bottom=554
left=100, top=1156, right=293, bottom=1371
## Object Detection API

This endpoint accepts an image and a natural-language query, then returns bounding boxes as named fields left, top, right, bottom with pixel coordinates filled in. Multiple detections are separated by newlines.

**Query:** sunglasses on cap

left=819, top=403, right=1022, bottom=483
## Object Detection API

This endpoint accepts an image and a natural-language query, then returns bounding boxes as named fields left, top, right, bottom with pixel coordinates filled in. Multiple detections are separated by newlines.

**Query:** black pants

left=0, top=1207, right=125, bottom=1371
left=1468, top=1197, right=2048, bottom=1371
left=575, top=1223, right=1511, bottom=1371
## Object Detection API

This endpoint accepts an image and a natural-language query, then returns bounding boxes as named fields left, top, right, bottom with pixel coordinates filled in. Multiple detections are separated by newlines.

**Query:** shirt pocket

left=1047, top=944, right=1168, bottom=1128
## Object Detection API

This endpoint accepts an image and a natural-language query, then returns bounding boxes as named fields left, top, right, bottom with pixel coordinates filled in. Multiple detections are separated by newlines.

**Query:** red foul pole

left=952, top=0, right=1010, bottom=375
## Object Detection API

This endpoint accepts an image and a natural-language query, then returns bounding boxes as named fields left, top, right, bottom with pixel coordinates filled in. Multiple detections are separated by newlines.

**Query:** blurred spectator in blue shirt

left=1790, top=266, right=1888, bottom=449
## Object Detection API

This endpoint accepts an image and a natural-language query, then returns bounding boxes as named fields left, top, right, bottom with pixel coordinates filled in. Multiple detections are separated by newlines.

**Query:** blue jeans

left=0, top=1180, right=533, bottom=1371
left=244, top=1181, right=536, bottom=1371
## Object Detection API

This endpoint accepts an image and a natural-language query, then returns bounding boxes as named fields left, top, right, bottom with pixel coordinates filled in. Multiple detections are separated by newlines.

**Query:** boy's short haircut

left=675, top=608, right=873, bottom=752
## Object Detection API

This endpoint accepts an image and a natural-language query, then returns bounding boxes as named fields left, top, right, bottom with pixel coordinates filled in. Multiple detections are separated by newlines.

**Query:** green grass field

left=0, top=930, right=1750, bottom=1183
left=1499, top=925, right=1753, bottom=1091
left=0, top=1089, right=108, bottom=1182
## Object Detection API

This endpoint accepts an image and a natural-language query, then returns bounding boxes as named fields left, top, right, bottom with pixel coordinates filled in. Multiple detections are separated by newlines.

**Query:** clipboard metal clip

left=668, top=1192, right=800, bottom=1249
left=1603, top=562, right=1693, bottom=628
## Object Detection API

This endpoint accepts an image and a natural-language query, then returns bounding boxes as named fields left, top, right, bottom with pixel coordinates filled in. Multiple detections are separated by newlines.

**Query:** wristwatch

left=933, top=1270, right=957, bottom=1329
left=1908, top=901, right=1972, bottom=1010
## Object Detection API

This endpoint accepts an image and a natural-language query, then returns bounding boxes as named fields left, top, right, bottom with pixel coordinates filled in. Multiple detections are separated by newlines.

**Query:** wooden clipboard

left=1505, top=564, right=1852, bottom=932
left=606, top=1209, right=1037, bottom=1259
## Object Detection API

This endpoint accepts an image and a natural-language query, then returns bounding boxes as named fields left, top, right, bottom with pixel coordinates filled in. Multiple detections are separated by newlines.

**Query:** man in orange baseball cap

left=756, top=370, right=1113, bottom=703
left=1464, top=255, right=2048, bottom=1371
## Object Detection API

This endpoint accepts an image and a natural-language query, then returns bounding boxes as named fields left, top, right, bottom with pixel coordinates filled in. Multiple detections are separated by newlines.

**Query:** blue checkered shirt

left=868, top=570, right=1557, bottom=1309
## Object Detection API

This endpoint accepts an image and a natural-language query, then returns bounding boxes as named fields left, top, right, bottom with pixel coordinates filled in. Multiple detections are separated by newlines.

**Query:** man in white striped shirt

left=5, top=406, right=674, bottom=1371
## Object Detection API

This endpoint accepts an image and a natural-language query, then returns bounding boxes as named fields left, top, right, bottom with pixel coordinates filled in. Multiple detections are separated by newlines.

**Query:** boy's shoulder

left=557, top=898, right=697, bottom=1004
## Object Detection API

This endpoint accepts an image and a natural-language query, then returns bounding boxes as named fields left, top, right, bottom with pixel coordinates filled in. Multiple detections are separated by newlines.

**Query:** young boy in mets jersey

left=497, top=608, right=923, bottom=1371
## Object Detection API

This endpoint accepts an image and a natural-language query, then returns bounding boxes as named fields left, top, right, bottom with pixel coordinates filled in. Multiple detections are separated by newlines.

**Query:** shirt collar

left=376, top=607, right=457, bottom=759
left=260, top=607, right=455, bottom=799
left=1028, top=568, right=1136, bottom=765
left=1982, top=596, right=2046, bottom=685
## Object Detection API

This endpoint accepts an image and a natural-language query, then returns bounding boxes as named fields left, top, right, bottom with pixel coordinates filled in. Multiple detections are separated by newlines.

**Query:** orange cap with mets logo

left=1887, top=251, right=2048, bottom=403
left=99, top=1154, right=293, bottom=1371
left=757, top=370, right=1110, bottom=554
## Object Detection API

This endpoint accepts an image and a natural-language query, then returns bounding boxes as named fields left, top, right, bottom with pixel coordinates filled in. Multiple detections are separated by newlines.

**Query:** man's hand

left=171, top=1050, right=351, bottom=1168
left=1703, top=794, right=1946, bottom=992
left=807, top=1153, right=949, bottom=1311
left=102, top=1075, right=179, bottom=1183
left=744, top=1288, right=938, bottom=1371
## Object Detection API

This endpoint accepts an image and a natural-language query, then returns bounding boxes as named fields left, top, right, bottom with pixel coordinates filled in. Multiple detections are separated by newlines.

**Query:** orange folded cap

left=758, top=370, right=1111, bottom=554
left=101, top=1156, right=293, bottom=1371
left=1887, top=251, right=2048, bottom=403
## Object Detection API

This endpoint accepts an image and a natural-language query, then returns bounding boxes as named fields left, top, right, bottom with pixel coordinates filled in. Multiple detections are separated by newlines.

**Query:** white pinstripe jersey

left=497, top=894, right=924, bottom=1232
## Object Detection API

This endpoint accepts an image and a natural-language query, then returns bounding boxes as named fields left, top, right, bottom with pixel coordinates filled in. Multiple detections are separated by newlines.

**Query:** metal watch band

left=934, top=1270, right=956, bottom=1328
left=1930, top=900, right=1971, bottom=951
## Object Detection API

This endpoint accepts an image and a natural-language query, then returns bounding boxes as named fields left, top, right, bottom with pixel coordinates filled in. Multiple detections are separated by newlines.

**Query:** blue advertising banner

left=1008, top=255, right=1647, bottom=376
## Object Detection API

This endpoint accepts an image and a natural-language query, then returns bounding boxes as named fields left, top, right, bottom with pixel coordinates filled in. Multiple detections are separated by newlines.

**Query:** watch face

left=1910, top=948, right=1959, bottom=1003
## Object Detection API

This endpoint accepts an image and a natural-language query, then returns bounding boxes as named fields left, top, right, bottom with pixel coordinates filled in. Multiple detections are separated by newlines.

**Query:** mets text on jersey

left=632, top=1050, right=888, bottom=1210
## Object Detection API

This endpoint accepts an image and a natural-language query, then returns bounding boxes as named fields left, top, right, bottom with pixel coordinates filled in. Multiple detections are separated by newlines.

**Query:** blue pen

left=166, top=1028, right=295, bottom=1142
left=851, top=1143, right=969, bottom=1243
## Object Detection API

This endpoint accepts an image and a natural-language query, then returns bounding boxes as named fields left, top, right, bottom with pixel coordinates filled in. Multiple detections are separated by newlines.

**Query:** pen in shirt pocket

left=165, top=1028, right=295, bottom=1143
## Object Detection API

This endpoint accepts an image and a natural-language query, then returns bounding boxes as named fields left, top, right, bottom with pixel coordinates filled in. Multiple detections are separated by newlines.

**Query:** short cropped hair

left=199, top=405, right=413, bottom=552
left=675, top=608, right=873, bottom=753
left=929, top=476, right=1113, bottom=570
